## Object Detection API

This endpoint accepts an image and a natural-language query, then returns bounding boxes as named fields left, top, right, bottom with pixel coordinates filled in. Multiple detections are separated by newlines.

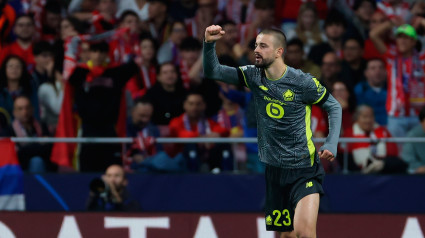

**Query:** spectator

left=180, top=36, right=222, bottom=117
left=364, top=10, right=388, bottom=60
left=320, top=52, right=341, bottom=89
left=275, top=0, right=328, bottom=26
left=331, top=80, right=356, bottom=135
left=402, top=106, right=425, bottom=174
left=222, top=0, right=255, bottom=25
left=340, top=36, right=367, bottom=88
left=0, top=14, right=36, bottom=71
left=215, top=20, right=243, bottom=62
left=126, top=98, right=186, bottom=173
left=370, top=22, right=425, bottom=137
left=1, top=96, right=52, bottom=173
left=185, top=0, right=221, bottom=41
left=377, top=0, right=411, bottom=24
left=157, top=20, right=187, bottom=65
left=116, top=0, right=149, bottom=21
left=126, top=34, right=158, bottom=99
left=143, top=62, right=187, bottom=131
left=41, top=0, right=62, bottom=42
left=146, top=0, right=172, bottom=44
left=0, top=0, right=16, bottom=49
left=109, top=10, right=140, bottom=64
left=72, top=0, right=117, bottom=34
left=0, top=55, right=39, bottom=120
left=169, top=91, right=231, bottom=172
left=67, top=41, right=139, bottom=172
left=34, top=41, right=63, bottom=137
left=243, top=0, right=277, bottom=46
left=285, top=3, right=326, bottom=55
left=354, top=58, right=388, bottom=125
left=285, top=38, right=321, bottom=79
left=308, top=10, right=346, bottom=65
left=86, top=164, right=140, bottom=211
left=345, top=105, right=406, bottom=174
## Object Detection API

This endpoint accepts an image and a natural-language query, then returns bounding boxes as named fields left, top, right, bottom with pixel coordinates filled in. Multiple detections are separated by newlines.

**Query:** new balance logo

left=306, top=181, right=313, bottom=188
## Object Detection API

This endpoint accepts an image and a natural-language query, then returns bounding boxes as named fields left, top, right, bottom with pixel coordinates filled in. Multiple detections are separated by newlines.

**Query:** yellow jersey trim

left=266, top=65, right=287, bottom=81
left=305, top=105, right=315, bottom=166
left=239, top=67, right=250, bottom=88
left=313, top=87, right=327, bottom=104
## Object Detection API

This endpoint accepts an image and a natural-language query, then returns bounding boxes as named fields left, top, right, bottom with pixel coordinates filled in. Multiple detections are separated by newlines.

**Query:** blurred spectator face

left=132, top=102, right=153, bottom=128
left=255, top=8, right=275, bottom=28
left=81, top=0, right=98, bottom=11
left=369, top=11, right=386, bottom=30
left=170, top=22, right=187, bottom=45
left=285, top=44, right=304, bottom=68
left=365, top=59, right=387, bottom=87
left=411, top=1, right=425, bottom=17
left=34, top=52, right=54, bottom=70
left=197, top=0, right=216, bottom=20
left=355, top=0, right=375, bottom=22
left=121, top=14, right=139, bottom=34
left=396, top=34, right=416, bottom=55
left=5, top=57, right=23, bottom=81
left=321, top=52, right=340, bottom=79
left=45, top=11, right=61, bottom=32
left=149, top=1, right=167, bottom=19
left=13, top=97, right=33, bottom=124
left=103, top=165, right=127, bottom=191
left=157, top=63, right=178, bottom=87
left=181, top=49, right=200, bottom=68
left=80, top=42, right=91, bottom=63
left=98, top=0, right=116, bottom=15
left=332, top=82, right=349, bottom=105
left=140, top=39, right=155, bottom=62
left=14, top=16, right=35, bottom=41
left=89, top=50, right=108, bottom=66
left=343, top=39, right=363, bottom=63
left=357, top=106, right=375, bottom=133
left=60, top=19, right=77, bottom=40
left=325, top=23, right=344, bottom=41
left=222, top=23, right=239, bottom=46
left=300, top=9, right=315, bottom=30
left=184, top=94, right=206, bottom=119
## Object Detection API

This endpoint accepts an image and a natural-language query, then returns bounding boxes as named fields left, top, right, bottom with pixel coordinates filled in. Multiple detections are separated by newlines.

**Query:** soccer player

left=203, top=25, right=342, bottom=238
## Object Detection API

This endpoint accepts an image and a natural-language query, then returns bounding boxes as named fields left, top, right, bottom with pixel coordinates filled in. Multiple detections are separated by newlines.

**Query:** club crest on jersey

left=283, top=89, right=294, bottom=101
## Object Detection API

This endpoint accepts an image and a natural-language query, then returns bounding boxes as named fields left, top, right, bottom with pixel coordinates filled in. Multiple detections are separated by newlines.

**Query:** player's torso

left=247, top=67, right=315, bottom=168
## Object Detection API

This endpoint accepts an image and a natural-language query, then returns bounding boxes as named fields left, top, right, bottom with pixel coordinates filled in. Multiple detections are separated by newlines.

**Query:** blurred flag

left=0, top=138, right=25, bottom=211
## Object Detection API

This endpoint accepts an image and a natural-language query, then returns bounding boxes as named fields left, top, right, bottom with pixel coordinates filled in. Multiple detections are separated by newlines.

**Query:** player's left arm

left=302, top=77, right=342, bottom=161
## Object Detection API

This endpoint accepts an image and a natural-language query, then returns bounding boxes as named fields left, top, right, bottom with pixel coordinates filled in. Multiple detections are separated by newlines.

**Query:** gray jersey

left=203, top=41, right=341, bottom=169
left=237, top=65, right=328, bottom=168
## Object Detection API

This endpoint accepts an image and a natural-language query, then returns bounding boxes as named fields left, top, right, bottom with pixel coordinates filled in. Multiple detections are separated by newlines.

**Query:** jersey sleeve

left=236, top=65, right=256, bottom=88
left=301, top=76, right=329, bottom=105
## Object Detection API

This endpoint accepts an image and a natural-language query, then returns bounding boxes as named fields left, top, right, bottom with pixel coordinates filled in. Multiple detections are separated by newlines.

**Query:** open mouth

left=255, top=55, right=262, bottom=61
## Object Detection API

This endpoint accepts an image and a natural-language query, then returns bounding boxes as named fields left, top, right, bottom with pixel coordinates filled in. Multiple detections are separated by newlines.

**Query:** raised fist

left=205, top=25, right=225, bottom=43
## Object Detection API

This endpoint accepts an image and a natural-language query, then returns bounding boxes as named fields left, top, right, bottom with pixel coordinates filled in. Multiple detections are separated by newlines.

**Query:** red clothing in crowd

left=125, top=65, right=157, bottom=99
left=275, top=0, right=328, bottom=22
left=0, top=4, right=16, bottom=48
left=311, top=105, right=328, bottom=135
left=345, top=123, right=398, bottom=168
left=0, top=42, right=34, bottom=71
left=169, top=114, right=229, bottom=138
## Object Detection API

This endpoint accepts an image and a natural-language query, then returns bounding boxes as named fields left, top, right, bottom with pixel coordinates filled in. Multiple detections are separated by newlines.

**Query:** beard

left=255, top=56, right=274, bottom=68
left=17, top=35, right=33, bottom=42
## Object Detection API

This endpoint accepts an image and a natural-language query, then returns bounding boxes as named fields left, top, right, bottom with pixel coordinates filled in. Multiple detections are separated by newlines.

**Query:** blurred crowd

left=1, top=0, right=425, bottom=175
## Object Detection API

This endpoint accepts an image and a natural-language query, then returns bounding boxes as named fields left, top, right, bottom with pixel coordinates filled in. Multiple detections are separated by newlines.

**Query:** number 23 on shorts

left=268, top=209, right=291, bottom=227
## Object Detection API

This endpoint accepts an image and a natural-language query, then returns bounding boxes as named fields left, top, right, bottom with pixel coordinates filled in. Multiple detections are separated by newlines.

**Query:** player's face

left=254, top=34, right=277, bottom=68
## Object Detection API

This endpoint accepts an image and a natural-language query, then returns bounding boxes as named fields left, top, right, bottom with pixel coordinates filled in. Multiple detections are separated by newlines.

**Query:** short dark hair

left=343, top=36, right=364, bottom=49
left=90, top=41, right=109, bottom=52
left=119, top=10, right=139, bottom=23
left=287, top=38, right=304, bottom=50
left=353, top=0, right=376, bottom=11
left=259, top=28, right=287, bottom=49
left=156, top=61, right=176, bottom=74
left=45, top=0, right=62, bottom=14
left=324, top=10, right=347, bottom=29
left=33, top=41, right=54, bottom=56
left=15, top=14, right=35, bottom=26
left=134, top=97, right=153, bottom=107
left=180, top=36, right=202, bottom=52
left=184, top=90, right=205, bottom=102
left=366, top=58, right=385, bottom=68
left=420, top=106, right=425, bottom=122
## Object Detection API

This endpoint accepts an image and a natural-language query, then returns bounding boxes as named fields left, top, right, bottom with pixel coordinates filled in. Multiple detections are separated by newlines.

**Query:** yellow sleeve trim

left=239, top=66, right=250, bottom=88
left=313, top=87, right=327, bottom=104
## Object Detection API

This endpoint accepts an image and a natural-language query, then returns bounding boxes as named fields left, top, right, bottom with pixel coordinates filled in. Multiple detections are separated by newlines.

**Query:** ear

left=276, top=47, right=284, bottom=58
